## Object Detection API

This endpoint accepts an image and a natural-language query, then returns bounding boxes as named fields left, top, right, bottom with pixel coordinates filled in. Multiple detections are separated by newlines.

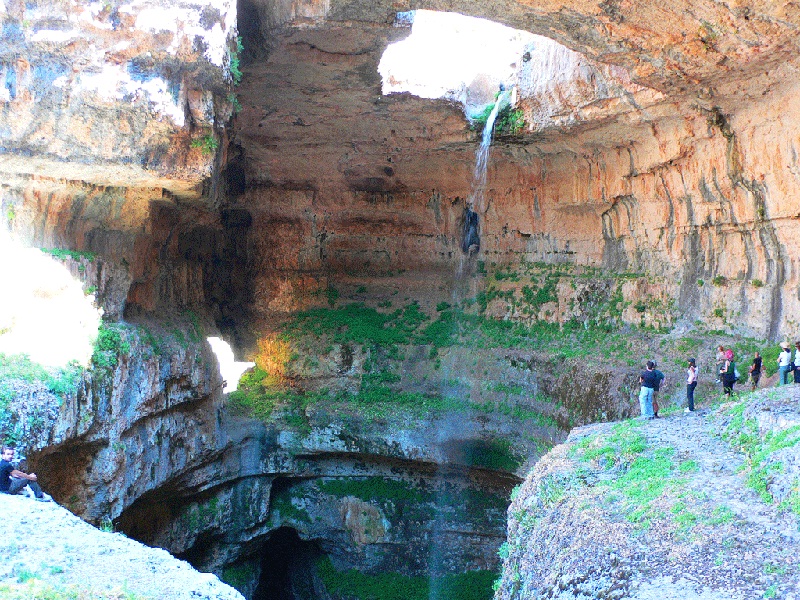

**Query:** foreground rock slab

left=0, top=495, right=244, bottom=600
left=496, top=387, right=800, bottom=600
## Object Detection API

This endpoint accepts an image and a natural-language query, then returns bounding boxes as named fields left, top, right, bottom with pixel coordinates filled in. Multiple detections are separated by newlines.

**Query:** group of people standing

left=639, top=340, right=800, bottom=419
left=639, top=356, right=703, bottom=419
left=638, top=361, right=666, bottom=419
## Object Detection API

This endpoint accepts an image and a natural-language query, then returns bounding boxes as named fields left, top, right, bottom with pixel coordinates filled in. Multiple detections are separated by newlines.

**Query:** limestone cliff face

left=228, top=3, right=800, bottom=340
left=0, top=0, right=237, bottom=197
left=4, top=1, right=799, bottom=337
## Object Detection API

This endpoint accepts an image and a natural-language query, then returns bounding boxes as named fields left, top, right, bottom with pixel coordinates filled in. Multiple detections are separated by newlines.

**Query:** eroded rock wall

left=230, top=14, right=800, bottom=339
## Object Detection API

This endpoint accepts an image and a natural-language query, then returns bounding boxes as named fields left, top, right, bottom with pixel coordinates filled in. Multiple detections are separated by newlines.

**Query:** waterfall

left=471, top=88, right=511, bottom=211
left=462, top=88, right=512, bottom=254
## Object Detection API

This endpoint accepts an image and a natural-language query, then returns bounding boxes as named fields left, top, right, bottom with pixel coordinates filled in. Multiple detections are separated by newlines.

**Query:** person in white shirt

left=777, top=342, right=792, bottom=385
left=685, top=358, right=698, bottom=413
left=794, top=342, right=800, bottom=384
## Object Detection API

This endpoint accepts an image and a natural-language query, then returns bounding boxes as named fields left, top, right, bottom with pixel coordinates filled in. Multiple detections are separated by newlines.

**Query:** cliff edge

left=496, top=387, right=800, bottom=600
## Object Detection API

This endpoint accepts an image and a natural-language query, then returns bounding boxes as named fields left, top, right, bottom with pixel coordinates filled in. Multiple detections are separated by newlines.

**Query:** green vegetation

left=270, top=489, right=312, bottom=524
left=41, top=248, right=96, bottom=262
left=222, top=562, right=256, bottom=596
left=314, top=476, right=507, bottom=526
left=92, top=322, right=131, bottom=369
left=711, top=275, right=727, bottom=286
left=471, top=102, right=526, bottom=136
left=723, top=402, right=800, bottom=512
left=568, top=420, right=702, bottom=529
left=227, top=92, right=242, bottom=113
left=318, top=476, right=433, bottom=506
left=495, top=107, right=526, bottom=135
left=704, top=505, right=736, bottom=526
left=190, top=134, right=219, bottom=155
left=316, top=557, right=495, bottom=600
left=461, top=438, right=523, bottom=471
left=229, top=35, right=243, bottom=85
left=0, top=354, right=82, bottom=399
left=0, top=353, right=83, bottom=445
left=183, top=496, right=221, bottom=532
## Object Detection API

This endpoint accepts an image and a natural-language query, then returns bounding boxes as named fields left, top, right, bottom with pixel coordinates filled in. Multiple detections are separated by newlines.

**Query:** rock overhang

left=0, top=0, right=239, bottom=198
left=246, top=0, right=800, bottom=101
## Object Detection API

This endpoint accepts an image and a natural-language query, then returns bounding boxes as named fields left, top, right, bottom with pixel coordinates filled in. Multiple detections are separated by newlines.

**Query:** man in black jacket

left=0, top=446, right=50, bottom=501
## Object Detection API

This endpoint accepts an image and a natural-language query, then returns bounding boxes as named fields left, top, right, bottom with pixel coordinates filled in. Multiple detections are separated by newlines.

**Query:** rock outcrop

left=0, top=494, right=244, bottom=600
left=495, top=388, right=800, bottom=600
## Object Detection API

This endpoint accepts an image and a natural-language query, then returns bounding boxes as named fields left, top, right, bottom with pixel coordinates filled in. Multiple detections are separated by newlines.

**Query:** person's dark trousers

left=687, top=382, right=697, bottom=411
left=795, top=368, right=800, bottom=384
left=8, top=477, right=43, bottom=498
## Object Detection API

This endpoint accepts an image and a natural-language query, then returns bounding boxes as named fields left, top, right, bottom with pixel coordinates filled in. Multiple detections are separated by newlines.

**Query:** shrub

left=190, top=135, right=218, bottom=155
left=91, top=322, right=130, bottom=369
left=41, top=248, right=96, bottom=261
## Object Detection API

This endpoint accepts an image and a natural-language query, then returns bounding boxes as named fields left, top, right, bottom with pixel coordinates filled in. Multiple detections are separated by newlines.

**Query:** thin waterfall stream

left=429, top=88, right=514, bottom=600
left=461, top=88, right=512, bottom=256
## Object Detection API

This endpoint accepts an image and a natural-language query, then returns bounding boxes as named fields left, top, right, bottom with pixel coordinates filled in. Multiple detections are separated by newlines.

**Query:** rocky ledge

left=0, top=494, right=243, bottom=600
left=495, top=386, right=800, bottom=600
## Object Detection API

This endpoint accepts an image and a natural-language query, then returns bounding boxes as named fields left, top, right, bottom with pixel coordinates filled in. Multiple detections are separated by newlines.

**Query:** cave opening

left=252, top=526, right=324, bottom=600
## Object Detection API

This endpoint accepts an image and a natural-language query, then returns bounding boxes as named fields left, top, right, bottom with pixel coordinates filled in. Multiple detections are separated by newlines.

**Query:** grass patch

left=316, top=557, right=495, bottom=600
left=222, top=562, right=255, bottom=595
left=723, top=400, right=800, bottom=506
left=41, top=248, right=96, bottom=262
left=571, top=421, right=701, bottom=529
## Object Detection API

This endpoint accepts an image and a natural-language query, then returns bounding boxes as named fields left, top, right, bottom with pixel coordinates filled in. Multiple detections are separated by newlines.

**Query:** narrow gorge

left=1, top=0, right=800, bottom=599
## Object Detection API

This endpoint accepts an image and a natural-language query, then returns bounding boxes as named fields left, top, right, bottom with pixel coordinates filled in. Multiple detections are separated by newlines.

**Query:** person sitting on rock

left=0, top=446, right=50, bottom=501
